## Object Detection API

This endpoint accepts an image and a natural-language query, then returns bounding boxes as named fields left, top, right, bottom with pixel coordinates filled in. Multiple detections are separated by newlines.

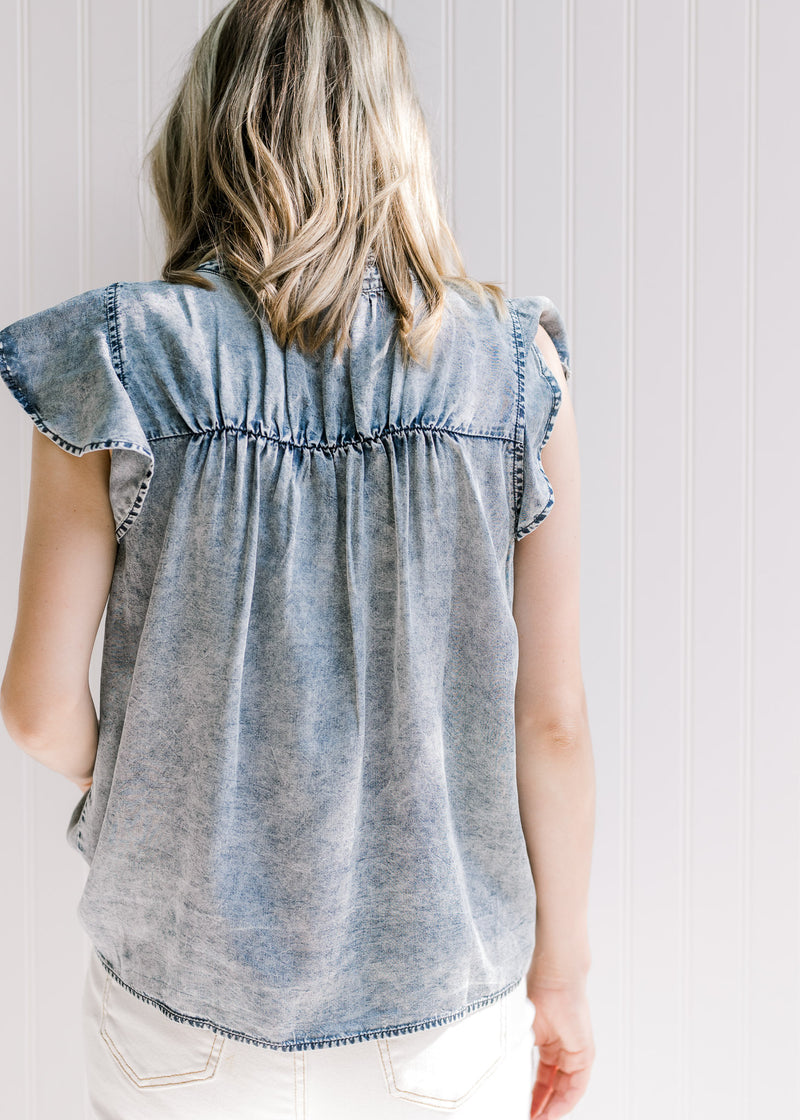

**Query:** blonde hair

left=144, top=0, right=507, bottom=367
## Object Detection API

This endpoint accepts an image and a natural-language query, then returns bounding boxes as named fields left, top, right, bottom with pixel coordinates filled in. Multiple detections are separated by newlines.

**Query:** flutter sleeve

left=511, top=294, right=572, bottom=539
left=0, top=283, right=154, bottom=543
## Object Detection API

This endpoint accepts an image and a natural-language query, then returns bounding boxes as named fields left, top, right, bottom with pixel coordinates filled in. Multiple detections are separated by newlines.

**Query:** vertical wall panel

left=143, top=1, right=204, bottom=276
left=21, top=2, right=92, bottom=1117
left=1, top=2, right=799, bottom=1116
left=0, top=4, right=31, bottom=1111
left=749, top=0, right=800, bottom=1115
left=28, top=0, right=81, bottom=304
left=513, top=0, right=568, bottom=299
left=451, top=0, right=505, bottom=283
left=0, top=0, right=26, bottom=324
left=89, top=0, right=142, bottom=283
left=690, top=2, right=749, bottom=1115
left=392, top=0, right=447, bottom=200
left=629, top=5, right=687, bottom=1116
left=571, top=2, right=627, bottom=1115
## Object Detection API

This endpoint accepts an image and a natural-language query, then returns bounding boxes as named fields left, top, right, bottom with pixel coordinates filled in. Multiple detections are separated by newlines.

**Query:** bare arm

left=0, top=428, right=117, bottom=790
left=514, top=324, right=595, bottom=1116
left=514, top=324, right=595, bottom=974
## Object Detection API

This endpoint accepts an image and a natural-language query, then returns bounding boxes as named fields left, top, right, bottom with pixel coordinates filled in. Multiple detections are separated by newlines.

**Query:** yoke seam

left=146, top=421, right=521, bottom=453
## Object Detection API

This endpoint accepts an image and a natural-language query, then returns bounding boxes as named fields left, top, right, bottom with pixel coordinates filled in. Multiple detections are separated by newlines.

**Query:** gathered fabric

left=0, top=258, right=570, bottom=1051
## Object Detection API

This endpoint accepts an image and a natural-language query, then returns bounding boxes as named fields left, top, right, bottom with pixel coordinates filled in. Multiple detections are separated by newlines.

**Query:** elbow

left=515, top=694, right=589, bottom=750
left=0, top=679, right=52, bottom=753
left=1, top=685, right=32, bottom=750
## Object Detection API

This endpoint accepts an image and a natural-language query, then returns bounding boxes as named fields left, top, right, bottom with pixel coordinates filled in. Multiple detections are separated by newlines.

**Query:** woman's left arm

left=0, top=427, right=117, bottom=792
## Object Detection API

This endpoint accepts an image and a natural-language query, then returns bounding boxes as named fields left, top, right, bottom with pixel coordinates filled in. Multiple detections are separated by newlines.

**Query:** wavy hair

left=144, top=0, right=507, bottom=367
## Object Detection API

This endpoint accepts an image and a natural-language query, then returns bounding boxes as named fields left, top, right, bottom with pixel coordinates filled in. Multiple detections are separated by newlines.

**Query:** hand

left=527, top=962, right=595, bottom=1119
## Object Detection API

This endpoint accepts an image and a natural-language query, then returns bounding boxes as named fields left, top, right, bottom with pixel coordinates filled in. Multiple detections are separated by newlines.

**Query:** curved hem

left=93, top=949, right=526, bottom=1052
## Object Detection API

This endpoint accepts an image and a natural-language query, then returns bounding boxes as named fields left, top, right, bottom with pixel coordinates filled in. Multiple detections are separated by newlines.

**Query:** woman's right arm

left=513, top=324, right=596, bottom=1118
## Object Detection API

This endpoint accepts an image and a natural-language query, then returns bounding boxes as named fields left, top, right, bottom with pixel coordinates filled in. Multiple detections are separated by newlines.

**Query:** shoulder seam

left=104, top=282, right=127, bottom=390
left=507, top=300, right=526, bottom=532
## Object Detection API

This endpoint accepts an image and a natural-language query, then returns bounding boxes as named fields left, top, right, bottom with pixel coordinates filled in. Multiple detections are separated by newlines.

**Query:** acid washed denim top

left=0, top=256, right=572, bottom=1052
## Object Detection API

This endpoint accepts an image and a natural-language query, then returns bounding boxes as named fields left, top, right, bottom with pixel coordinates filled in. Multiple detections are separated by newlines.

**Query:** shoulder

left=507, top=294, right=572, bottom=390
left=534, top=325, right=568, bottom=395
left=1, top=284, right=110, bottom=343
left=1, top=278, right=190, bottom=349
left=114, top=271, right=249, bottom=332
left=114, top=276, right=201, bottom=314
left=0, top=285, right=119, bottom=390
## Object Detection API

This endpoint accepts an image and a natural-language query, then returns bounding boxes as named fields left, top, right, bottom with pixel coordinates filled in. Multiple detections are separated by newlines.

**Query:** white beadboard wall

left=0, top=2, right=798, bottom=1117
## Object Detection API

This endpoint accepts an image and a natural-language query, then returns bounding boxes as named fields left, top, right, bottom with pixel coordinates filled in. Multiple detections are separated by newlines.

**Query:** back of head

left=144, top=0, right=506, bottom=368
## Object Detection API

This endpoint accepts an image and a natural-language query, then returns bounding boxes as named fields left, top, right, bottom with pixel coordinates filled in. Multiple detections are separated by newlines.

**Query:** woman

left=0, top=1, right=595, bottom=1117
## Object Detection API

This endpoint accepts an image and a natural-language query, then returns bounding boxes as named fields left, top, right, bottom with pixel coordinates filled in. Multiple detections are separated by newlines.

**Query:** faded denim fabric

left=0, top=258, right=571, bottom=1052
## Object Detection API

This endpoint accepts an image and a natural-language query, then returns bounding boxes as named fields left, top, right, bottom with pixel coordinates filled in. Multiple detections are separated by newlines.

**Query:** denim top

left=0, top=258, right=571, bottom=1051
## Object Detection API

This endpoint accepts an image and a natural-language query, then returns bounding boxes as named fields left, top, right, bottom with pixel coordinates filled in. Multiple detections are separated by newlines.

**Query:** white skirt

left=81, top=949, right=536, bottom=1119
